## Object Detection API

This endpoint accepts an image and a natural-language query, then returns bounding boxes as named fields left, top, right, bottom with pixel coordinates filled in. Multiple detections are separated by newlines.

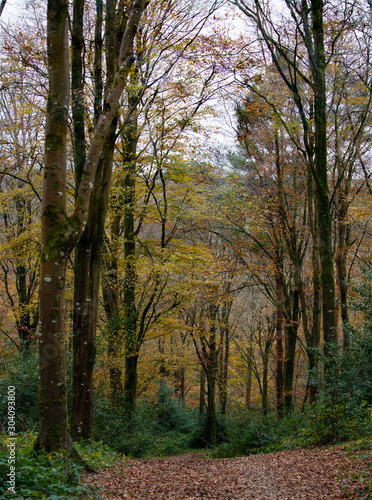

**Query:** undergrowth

left=0, top=431, right=118, bottom=499
left=340, top=437, right=372, bottom=499
left=94, top=381, right=223, bottom=458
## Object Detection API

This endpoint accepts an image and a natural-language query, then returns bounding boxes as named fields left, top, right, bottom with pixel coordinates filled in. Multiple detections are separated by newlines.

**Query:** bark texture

left=36, top=0, right=72, bottom=453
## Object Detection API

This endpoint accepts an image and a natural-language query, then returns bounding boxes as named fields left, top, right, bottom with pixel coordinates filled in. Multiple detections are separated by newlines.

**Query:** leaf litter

left=83, top=445, right=371, bottom=499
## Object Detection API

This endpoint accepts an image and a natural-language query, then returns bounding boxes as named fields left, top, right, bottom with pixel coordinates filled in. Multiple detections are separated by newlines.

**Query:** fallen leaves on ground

left=83, top=445, right=371, bottom=499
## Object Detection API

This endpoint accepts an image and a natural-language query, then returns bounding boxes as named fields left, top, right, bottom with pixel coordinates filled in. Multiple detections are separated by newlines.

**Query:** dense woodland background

left=1, top=0, right=372, bottom=497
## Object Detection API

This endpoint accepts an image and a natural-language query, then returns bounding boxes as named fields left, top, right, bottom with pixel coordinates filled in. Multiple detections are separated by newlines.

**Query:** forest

left=0, top=0, right=372, bottom=498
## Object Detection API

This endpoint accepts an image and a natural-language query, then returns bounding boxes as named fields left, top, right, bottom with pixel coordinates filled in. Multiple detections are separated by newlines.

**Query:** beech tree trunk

left=124, top=354, right=139, bottom=416
left=307, top=173, right=321, bottom=404
left=36, top=0, right=72, bottom=453
left=205, top=301, right=219, bottom=445
left=71, top=0, right=125, bottom=436
left=310, top=0, right=338, bottom=360
left=335, top=189, right=350, bottom=348
left=175, top=366, right=186, bottom=402
left=15, top=196, right=38, bottom=351
left=102, top=212, right=122, bottom=403
left=103, top=252, right=122, bottom=404
left=36, top=0, right=149, bottom=454
left=71, top=131, right=115, bottom=439
left=262, top=343, right=269, bottom=416
left=206, top=371, right=217, bottom=445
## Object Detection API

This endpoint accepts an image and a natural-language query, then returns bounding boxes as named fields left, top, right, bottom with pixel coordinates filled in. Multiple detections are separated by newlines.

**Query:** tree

left=71, top=0, right=125, bottom=441
left=234, top=301, right=276, bottom=416
left=99, top=0, right=226, bottom=414
left=231, top=0, right=339, bottom=366
left=72, top=0, right=223, bottom=430
left=36, top=0, right=149, bottom=454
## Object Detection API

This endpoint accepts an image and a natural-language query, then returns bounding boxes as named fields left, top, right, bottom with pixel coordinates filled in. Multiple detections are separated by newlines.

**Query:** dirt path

left=83, top=446, right=369, bottom=499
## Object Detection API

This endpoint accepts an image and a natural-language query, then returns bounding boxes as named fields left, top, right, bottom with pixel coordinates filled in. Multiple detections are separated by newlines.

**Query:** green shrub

left=0, top=349, right=75, bottom=434
left=153, top=381, right=194, bottom=433
left=186, top=412, right=228, bottom=449
left=93, top=381, right=207, bottom=457
left=0, top=351, right=39, bottom=432
left=300, top=397, right=371, bottom=445
left=211, top=411, right=278, bottom=458
left=0, top=432, right=101, bottom=499
left=296, top=332, right=372, bottom=447
left=75, top=439, right=121, bottom=469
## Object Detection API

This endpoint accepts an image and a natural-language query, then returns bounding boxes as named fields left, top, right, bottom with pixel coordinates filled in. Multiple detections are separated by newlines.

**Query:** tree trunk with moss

left=122, top=107, right=138, bottom=414
left=71, top=0, right=143, bottom=437
left=14, top=195, right=38, bottom=351
left=36, top=0, right=149, bottom=454
left=206, top=370, right=217, bottom=445
left=102, top=211, right=122, bottom=404
left=275, top=263, right=284, bottom=419
left=283, top=287, right=299, bottom=412
left=309, top=0, right=338, bottom=359
left=199, top=364, right=206, bottom=414
left=205, top=301, right=219, bottom=446
left=305, top=172, right=321, bottom=404
left=35, top=0, right=73, bottom=453
left=245, top=349, right=252, bottom=411
left=218, top=295, right=231, bottom=414
left=335, top=182, right=351, bottom=348
left=71, top=127, right=116, bottom=439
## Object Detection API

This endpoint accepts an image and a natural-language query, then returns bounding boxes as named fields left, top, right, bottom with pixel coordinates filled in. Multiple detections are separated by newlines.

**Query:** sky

left=1, top=0, right=18, bottom=23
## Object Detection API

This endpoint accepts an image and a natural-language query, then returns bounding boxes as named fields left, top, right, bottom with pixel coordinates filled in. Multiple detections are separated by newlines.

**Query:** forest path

left=83, top=445, right=368, bottom=499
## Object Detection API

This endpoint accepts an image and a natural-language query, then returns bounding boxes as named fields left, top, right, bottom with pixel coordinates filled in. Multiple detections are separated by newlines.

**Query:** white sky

left=1, top=0, right=20, bottom=23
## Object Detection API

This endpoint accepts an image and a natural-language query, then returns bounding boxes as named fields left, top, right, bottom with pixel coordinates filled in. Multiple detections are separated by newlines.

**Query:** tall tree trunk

left=123, top=353, right=139, bottom=416
left=36, top=0, right=72, bottom=453
left=122, top=89, right=139, bottom=415
left=262, top=344, right=269, bottom=416
left=104, top=300, right=123, bottom=402
left=283, top=287, right=299, bottom=413
left=175, top=366, right=186, bottom=402
left=179, top=366, right=185, bottom=402
left=70, top=0, right=103, bottom=437
left=71, top=0, right=86, bottom=189
left=15, top=196, right=37, bottom=351
left=307, top=173, right=322, bottom=404
left=71, top=0, right=132, bottom=436
left=206, top=372, right=217, bottom=445
left=205, top=301, right=219, bottom=446
left=335, top=190, right=350, bottom=348
left=275, top=272, right=284, bottom=419
left=102, top=213, right=122, bottom=403
left=71, top=127, right=115, bottom=439
left=310, top=0, right=338, bottom=361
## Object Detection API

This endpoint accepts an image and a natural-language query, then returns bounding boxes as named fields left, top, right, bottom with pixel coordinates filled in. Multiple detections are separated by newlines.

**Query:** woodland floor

left=83, top=445, right=372, bottom=499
